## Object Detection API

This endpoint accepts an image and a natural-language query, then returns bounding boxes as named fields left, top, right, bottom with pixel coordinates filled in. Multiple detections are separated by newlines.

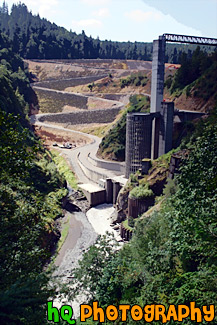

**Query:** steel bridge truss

left=163, top=33, right=217, bottom=46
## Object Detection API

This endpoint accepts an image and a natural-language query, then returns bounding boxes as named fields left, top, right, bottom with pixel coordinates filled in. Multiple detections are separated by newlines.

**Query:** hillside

left=98, top=48, right=217, bottom=161
left=0, top=2, right=215, bottom=62
left=98, top=95, right=150, bottom=161
left=71, top=109, right=217, bottom=324
left=0, top=32, right=68, bottom=323
left=165, top=47, right=217, bottom=112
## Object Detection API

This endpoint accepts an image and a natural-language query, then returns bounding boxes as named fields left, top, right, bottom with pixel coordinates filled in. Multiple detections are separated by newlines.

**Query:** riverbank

left=53, top=203, right=121, bottom=317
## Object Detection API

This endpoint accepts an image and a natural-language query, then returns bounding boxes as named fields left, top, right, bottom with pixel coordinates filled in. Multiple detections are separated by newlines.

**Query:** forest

left=0, top=31, right=68, bottom=323
left=0, top=2, right=216, bottom=62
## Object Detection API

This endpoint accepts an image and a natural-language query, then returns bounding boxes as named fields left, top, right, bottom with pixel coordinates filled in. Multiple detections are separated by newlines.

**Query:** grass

left=79, top=110, right=124, bottom=138
left=51, top=149, right=78, bottom=189
left=56, top=215, right=70, bottom=253
left=122, top=219, right=133, bottom=231
left=80, top=123, right=112, bottom=138
left=129, top=184, right=153, bottom=199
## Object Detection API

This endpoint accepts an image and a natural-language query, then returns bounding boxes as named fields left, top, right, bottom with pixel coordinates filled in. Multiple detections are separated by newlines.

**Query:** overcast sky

left=4, top=0, right=217, bottom=42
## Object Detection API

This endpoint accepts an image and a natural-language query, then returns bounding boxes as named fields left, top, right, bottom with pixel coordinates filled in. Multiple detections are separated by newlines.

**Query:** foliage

left=129, top=184, right=153, bottom=199
left=71, top=110, right=217, bottom=323
left=120, top=73, right=148, bottom=88
left=51, top=149, right=78, bottom=189
left=192, top=54, right=217, bottom=101
left=0, top=32, right=38, bottom=122
left=0, top=34, right=67, bottom=323
left=124, top=217, right=134, bottom=229
left=0, top=3, right=215, bottom=62
left=0, top=112, right=65, bottom=324
left=70, top=234, right=119, bottom=303
left=167, top=47, right=217, bottom=98
left=98, top=95, right=150, bottom=161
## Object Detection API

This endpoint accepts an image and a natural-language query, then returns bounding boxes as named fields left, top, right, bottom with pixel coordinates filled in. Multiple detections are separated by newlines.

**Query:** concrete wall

left=158, top=102, right=174, bottom=157
left=88, top=153, right=125, bottom=174
left=128, top=197, right=155, bottom=219
left=175, top=110, right=205, bottom=122
left=80, top=186, right=106, bottom=207
left=77, top=153, right=107, bottom=184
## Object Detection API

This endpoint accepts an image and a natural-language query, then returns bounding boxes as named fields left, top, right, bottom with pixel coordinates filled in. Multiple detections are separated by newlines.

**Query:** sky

left=3, top=0, right=217, bottom=42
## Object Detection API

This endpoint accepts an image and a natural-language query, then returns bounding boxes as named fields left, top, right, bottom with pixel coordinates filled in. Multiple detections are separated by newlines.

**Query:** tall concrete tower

left=150, top=35, right=166, bottom=113
left=150, top=35, right=166, bottom=159
left=125, top=113, right=153, bottom=178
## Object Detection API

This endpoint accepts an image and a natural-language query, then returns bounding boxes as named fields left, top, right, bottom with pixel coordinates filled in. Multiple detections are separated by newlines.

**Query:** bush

left=129, top=184, right=153, bottom=199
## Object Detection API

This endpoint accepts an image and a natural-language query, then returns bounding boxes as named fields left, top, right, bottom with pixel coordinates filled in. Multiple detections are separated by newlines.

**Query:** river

left=53, top=203, right=121, bottom=318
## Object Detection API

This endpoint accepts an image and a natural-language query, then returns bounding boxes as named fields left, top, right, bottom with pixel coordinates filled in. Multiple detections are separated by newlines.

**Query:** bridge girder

left=163, top=33, right=217, bottom=46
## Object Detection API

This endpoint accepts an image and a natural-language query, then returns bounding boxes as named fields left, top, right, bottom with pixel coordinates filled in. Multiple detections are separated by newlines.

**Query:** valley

left=0, top=3, right=216, bottom=321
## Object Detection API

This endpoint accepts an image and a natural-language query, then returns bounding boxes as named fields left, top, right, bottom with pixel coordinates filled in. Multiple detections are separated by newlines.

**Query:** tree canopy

left=0, top=31, right=67, bottom=324
left=0, top=2, right=215, bottom=62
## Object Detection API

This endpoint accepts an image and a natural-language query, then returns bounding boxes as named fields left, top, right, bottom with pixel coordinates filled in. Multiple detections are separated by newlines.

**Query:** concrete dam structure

left=125, top=33, right=217, bottom=178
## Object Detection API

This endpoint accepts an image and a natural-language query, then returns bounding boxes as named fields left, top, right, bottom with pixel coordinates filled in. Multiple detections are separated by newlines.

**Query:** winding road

left=31, top=73, right=126, bottom=185
left=30, top=66, right=147, bottom=316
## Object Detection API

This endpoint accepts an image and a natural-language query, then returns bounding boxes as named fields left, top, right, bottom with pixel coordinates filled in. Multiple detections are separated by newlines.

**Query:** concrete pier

left=158, top=102, right=174, bottom=157
left=150, top=36, right=166, bottom=113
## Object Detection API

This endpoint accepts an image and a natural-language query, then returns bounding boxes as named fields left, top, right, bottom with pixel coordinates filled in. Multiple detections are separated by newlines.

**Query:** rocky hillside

left=98, top=48, right=217, bottom=162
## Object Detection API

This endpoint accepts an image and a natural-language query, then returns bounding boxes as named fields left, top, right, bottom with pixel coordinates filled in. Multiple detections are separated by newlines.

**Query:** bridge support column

left=150, top=36, right=166, bottom=113
left=150, top=36, right=166, bottom=159
left=158, top=102, right=174, bottom=157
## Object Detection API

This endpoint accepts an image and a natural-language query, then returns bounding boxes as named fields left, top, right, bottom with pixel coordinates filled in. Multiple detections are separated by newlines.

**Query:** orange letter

left=144, top=305, right=155, bottom=322
left=203, top=305, right=215, bottom=322
left=92, top=301, right=105, bottom=322
left=80, top=305, right=92, bottom=322
left=106, top=305, right=118, bottom=321
left=178, top=305, right=190, bottom=321
left=119, top=305, right=130, bottom=321
left=131, top=305, right=143, bottom=321
left=166, top=305, right=178, bottom=322
left=155, top=305, right=167, bottom=323
left=190, top=302, right=202, bottom=322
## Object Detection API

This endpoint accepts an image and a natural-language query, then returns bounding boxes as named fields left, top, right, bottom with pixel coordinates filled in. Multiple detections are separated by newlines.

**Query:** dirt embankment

left=25, top=59, right=153, bottom=82
left=34, top=125, right=91, bottom=149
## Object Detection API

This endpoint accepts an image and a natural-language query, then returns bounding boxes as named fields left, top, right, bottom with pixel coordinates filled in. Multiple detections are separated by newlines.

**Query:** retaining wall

left=128, top=196, right=155, bottom=218
left=35, top=88, right=88, bottom=109
left=120, top=223, right=132, bottom=241
left=35, top=75, right=107, bottom=91
left=39, top=107, right=121, bottom=125
left=88, top=153, right=125, bottom=174
left=77, top=153, right=107, bottom=184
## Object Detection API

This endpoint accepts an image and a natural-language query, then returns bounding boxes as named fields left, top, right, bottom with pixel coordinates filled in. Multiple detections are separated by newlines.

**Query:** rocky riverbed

left=53, top=201, right=121, bottom=318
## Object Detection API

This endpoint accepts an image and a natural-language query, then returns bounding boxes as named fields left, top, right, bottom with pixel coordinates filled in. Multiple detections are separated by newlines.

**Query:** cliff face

left=147, top=166, right=168, bottom=196
left=113, top=158, right=171, bottom=223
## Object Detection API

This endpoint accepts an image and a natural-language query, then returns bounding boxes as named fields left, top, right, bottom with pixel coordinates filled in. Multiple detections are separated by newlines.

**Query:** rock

left=147, top=167, right=168, bottom=196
